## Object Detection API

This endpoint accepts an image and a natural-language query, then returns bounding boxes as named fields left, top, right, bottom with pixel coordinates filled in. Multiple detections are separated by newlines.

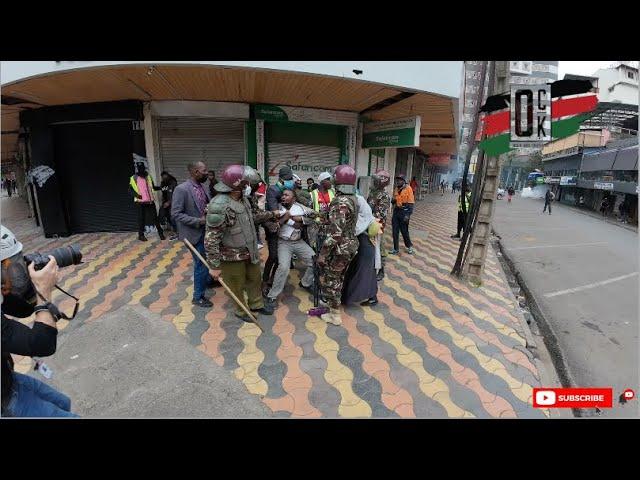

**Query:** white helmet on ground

left=1, top=225, right=23, bottom=261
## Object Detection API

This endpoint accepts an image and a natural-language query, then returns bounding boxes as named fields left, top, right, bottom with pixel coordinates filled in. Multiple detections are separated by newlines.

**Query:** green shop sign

left=362, top=116, right=421, bottom=148
left=255, top=104, right=289, bottom=122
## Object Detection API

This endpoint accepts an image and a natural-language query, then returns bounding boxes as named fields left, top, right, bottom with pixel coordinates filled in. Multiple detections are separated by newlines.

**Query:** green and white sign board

left=255, top=104, right=358, bottom=127
left=362, top=116, right=421, bottom=148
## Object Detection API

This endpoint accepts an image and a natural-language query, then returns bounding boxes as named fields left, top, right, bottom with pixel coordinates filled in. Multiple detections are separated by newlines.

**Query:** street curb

left=491, top=226, right=577, bottom=418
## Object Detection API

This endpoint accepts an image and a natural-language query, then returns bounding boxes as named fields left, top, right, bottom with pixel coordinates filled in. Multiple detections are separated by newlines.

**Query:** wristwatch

left=33, top=302, right=62, bottom=321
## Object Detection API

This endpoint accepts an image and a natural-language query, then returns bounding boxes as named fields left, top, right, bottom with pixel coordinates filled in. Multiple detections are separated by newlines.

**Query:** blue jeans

left=4, top=372, right=78, bottom=417
left=192, top=237, right=210, bottom=301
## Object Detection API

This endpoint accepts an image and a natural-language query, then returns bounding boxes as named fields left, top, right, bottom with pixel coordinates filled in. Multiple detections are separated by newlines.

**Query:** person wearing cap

left=308, top=171, right=335, bottom=248
left=129, top=162, right=165, bottom=242
left=1, top=225, right=78, bottom=417
left=205, top=164, right=272, bottom=320
left=390, top=174, right=415, bottom=255
left=262, top=166, right=296, bottom=292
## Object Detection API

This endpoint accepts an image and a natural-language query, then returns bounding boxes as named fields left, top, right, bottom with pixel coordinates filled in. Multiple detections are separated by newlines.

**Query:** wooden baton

left=183, top=239, right=264, bottom=332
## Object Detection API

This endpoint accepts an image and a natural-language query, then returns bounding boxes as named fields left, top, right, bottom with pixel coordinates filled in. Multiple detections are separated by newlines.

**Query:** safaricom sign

left=362, top=116, right=421, bottom=148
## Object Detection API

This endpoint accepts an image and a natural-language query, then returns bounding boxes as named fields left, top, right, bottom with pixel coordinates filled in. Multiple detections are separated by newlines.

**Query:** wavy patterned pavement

left=7, top=193, right=548, bottom=418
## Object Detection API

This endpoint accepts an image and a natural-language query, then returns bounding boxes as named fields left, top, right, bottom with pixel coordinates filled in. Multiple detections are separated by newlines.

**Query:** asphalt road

left=493, top=195, right=639, bottom=418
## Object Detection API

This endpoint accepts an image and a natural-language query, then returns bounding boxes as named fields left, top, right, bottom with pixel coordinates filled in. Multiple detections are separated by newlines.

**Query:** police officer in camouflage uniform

left=205, top=164, right=272, bottom=321
left=243, top=166, right=280, bottom=228
left=367, top=169, right=391, bottom=281
left=316, top=165, right=359, bottom=326
left=293, top=174, right=312, bottom=208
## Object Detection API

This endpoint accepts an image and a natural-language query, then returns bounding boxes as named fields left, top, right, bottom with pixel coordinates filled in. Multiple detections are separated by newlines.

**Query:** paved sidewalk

left=3, top=194, right=550, bottom=418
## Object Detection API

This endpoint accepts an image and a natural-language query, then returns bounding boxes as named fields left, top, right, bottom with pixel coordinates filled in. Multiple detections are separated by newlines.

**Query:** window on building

left=628, top=71, right=635, bottom=80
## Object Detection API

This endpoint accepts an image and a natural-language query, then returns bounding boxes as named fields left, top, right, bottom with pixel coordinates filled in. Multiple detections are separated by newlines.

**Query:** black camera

left=24, top=245, right=83, bottom=270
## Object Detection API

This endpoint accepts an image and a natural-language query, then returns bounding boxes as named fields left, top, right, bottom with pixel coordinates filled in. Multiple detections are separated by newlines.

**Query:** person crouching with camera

left=1, top=225, right=78, bottom=417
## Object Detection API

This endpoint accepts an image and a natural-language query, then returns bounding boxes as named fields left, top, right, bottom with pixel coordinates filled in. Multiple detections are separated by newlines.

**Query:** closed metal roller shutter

left=157, top=118, right=245, bottom=183
left=266, top=143, right=340, bottom=184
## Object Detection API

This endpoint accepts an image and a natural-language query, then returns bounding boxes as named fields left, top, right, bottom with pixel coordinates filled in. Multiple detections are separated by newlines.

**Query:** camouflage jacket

left=367, top=188, right=391, bottom=227
left=205, top=194, right=259, bottom=268
left=295, top=188, right=312, bottom=208
left=248, top=195, right=277, bottom=226
left=320, top=194, right=359, bottom=259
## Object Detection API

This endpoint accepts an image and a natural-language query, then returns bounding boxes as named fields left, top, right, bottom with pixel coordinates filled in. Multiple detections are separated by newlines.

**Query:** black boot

left=376, top=266, right=385, bottom=281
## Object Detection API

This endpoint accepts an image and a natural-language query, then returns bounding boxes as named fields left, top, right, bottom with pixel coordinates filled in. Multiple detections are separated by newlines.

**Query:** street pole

left=462, top=61, right=502, bottom=284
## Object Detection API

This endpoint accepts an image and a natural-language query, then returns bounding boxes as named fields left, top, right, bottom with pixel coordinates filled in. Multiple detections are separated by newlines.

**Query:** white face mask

left=243, top=185, right=252, bottom=197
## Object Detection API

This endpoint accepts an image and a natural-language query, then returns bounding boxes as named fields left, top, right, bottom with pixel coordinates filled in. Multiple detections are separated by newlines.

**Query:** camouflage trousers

left=320, top=251, right=357, bottom=309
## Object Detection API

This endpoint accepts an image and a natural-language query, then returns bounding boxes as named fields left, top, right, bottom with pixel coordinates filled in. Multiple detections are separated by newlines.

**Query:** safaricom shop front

left=254, top=104, right=358, bottom=184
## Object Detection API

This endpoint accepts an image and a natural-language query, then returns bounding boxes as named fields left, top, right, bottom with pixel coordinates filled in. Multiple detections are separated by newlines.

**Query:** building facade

left=592, top=62, right=639, bottom=104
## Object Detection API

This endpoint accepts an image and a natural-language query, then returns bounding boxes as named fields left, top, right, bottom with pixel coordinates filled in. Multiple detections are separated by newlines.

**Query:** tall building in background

left=592, top=62, right=638, bottom=104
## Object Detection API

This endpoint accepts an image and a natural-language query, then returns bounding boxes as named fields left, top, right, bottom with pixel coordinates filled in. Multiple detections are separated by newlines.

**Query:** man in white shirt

left=263, top=189, right=317, bottom=311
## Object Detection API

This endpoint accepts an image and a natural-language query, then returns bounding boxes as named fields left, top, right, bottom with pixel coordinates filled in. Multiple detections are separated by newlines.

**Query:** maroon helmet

left=374, top=169, right=391, bottom=188
left=216, top=164, right=246, bottom=192
left=334, top=165, right=357, bottom=186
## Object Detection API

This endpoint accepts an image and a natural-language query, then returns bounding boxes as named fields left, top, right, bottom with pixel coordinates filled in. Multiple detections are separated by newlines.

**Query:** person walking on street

left=600, top=196, right=609, bottom=219
left=367, top=169, right=391, bottom=281
left=308, top=171, right=335, bottom=248
left=205, top=165, right=272, bottom=320
left=263, top=189, right=317, bottom=313
left=158, top=171, right=179, bottom=240
left=410, top=176, right=419, bottom=195
left=172, top=162, right=213, bottom=308
left=389, top=175, right=415, bottom=255
left=440, top=180, right=445, bottom=196
left=263, top=166, right=297, bottom=292
left=451, top=185, right=471, bottom=239
left=129, top=162, right=165, bottom=242
left=6, top=176, right=13, bottom=197
left=543, top=188, right=554, bottom=215
left=507, top=186, right=515, bottom=203
left=316, top=165, right=359, bottom=326
left=619, top=199, right=629, bottom=224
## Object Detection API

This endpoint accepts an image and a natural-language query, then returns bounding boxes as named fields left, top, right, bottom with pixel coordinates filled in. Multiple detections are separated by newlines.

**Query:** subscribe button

left=533, top=388, right=613, bottom=408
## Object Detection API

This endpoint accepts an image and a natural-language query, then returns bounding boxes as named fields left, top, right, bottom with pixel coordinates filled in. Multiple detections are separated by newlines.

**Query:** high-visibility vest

left=458, top=192, right=471, bottom=212
left=130, top=174, right=155, bottom=203
left=310, top=188, right=335, bottom=213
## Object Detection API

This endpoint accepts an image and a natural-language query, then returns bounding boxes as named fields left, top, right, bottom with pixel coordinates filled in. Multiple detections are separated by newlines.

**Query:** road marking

left=544, top=272, right=639, bottom=298
left=509, top=242, right=607, bottom=251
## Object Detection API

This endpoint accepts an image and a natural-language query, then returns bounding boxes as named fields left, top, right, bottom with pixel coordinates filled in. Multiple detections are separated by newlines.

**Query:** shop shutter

left=157, top=118, right=245, bottom=183
left=266, top=142, right=341, bottom=184
left=53, top=121, right=138, bottom=233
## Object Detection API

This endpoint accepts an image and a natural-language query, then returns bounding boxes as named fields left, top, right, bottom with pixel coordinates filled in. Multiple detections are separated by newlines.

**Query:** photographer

left=1, top=226, right=78, bottom=417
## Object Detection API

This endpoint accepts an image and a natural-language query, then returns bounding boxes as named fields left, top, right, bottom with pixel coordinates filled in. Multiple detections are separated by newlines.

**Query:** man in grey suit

left=171, top=161, right=214, bottom=308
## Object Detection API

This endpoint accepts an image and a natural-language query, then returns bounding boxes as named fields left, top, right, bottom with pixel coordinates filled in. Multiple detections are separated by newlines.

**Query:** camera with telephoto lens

left=24, top=245, right=83, bottom=270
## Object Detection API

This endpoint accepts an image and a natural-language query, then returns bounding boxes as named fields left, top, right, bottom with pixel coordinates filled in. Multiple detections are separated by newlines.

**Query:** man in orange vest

left=389, top=174, right=415, bottom=255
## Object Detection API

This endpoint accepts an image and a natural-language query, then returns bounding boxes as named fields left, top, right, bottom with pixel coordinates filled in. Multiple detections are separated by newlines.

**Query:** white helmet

left=318, top=172, right=332, bottom=183
left=1, top=225, right=23, bottom=261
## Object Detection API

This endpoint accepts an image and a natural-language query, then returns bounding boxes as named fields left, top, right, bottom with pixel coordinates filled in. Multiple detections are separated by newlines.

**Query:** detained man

left=263, top=189, right=318, bottom=312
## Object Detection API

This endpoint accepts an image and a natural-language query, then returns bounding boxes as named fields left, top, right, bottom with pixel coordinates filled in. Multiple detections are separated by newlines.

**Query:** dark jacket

left=2, top=314, right=58, bottom=410
left=161, top=175, right=178, bottom=205
left=171, top=181, right=211, bottom=245
left=545, top=191, right=553, bottom=203
left=266, top=182, right=285, bottom=211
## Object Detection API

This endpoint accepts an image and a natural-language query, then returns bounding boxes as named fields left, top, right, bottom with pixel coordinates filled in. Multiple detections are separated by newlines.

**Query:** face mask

left=283, top=180, right=295, bottom=190
left=243, top=185, right=252, bottom=197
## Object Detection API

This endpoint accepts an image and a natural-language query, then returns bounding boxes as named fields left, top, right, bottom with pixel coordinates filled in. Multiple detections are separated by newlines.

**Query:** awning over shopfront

left=1, top=63, right=458, bottom=161
left=612, top=146, right=638, bottom=170
left=581, top=149, right=617, bottom=172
